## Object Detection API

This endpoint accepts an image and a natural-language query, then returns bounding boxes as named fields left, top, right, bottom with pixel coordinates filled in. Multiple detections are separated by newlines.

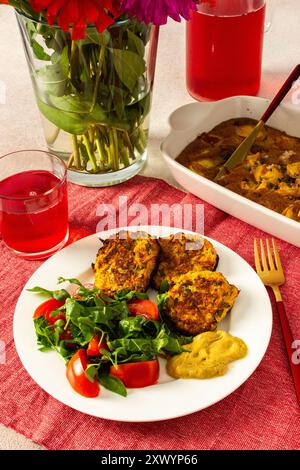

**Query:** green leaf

left=156, top=292, right=168, bottom=314
left=49, top=94, right=91, bottom=114
left=38, top=346, right=53, bottom=352
left=118, top=316, right=146, bottom=338
left=110, top=338, right=155, bottom=358
left=31, top=39, right=51, bottom=61
left=158, top=330, right=183, bottom=355
left=142, top=319, right=162, bottom=337
left=89, top=104, right=108, bottom=123
left=77, top=317, right=95, bottom=342
left=38, top=91, right=131, bottom=134
left=111, top=49, right=146, bottom=93
left=99, top=374, right=127, bottom=397
left=27, top=286, right=70, bottom=301
left=27, top=286, right=53, bottom=297
left=162, top=326, right=193, bottom=355
left=35, top=46, right=69, bottom=96
left=69, top=322, right=81, bottom=339
left=39, top=93, right=114, bottom=134
left=80, top=30, right=110, bottom=46
left=59, top=343, right=76, bottom=360
left=49, top=310, right=62, bottom=318
left=152, top=326, right=170, bottom=353
left=138, top=92, right=151, bottom=122
left=114, top=291, right=148, bottom=302
left=54, top=290, right=70, bottom=301
left=100, top=349, right=115, bottom=365
left=34, top=317, right=56, bottom=351
left=51, top=51, right=63, bottom=65
left=85, top=364, right=99, bottom=383
left=127, top=30, right=145, bottom=57
left=65, top=298, right=86, bottom=327
left=109, top=85, right=126, bottom=119
left=163, top=337, right=187, bottom=355
left=131, top=20, right=151, bottom=45
left=36, top=97, right=89, bottom=135
left=115, top=351, right=152, bottom=364
left=89, top=305, right=123, bottom=329
left=57, top=277, right=84, bottom=287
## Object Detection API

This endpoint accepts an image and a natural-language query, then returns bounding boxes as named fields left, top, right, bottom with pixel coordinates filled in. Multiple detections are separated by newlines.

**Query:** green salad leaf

left=27, top=286, right=70, bottom=301
left=114, top=290, right=149, bottom=302
left=98, top=373, right=127, bottom=397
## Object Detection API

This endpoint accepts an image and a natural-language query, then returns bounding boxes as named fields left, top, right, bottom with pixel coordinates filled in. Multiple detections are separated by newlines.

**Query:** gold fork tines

left=254, top=238, right=285, bottom=301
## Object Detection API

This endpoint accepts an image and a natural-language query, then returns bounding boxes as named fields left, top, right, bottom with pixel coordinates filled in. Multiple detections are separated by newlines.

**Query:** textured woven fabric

left=0, top=175, right=299, bottom=450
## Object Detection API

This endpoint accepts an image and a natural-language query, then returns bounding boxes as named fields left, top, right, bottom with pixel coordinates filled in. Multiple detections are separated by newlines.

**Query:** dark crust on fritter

left=152, top=233, right=218, bottom=290
left=213, top=254, right=219, bottom=271
left=94, top=231, right=160, bottom=296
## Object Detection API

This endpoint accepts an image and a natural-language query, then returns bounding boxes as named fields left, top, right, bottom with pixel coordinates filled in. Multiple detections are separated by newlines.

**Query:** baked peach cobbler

left=176, top=118, right=300, bottom=222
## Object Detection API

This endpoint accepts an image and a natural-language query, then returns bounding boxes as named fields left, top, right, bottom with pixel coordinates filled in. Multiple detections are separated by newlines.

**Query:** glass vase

left=17, top=13, right=159, bottom=187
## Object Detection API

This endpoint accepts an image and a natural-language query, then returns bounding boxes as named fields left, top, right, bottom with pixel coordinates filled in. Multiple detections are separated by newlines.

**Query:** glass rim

left=0, top=149, right=67, bottom=201
left=15, top=11, right=131, bottom=30
left=195, top=0, right=266, bottom=14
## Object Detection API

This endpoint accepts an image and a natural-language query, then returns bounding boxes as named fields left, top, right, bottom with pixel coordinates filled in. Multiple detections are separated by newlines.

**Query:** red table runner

left=0, top=175, right=299, bottom=450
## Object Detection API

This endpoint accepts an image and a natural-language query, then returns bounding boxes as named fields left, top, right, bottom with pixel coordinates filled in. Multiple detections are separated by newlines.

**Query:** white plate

left=14, top=226, right=272, bottom=422
left=161, top=96, right=300, bottom=247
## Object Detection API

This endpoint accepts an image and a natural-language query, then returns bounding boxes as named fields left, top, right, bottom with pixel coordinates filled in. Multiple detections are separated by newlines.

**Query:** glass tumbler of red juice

left=186, top=0, right=266, bottom=101
left=0, top=150, right=69, bottom=260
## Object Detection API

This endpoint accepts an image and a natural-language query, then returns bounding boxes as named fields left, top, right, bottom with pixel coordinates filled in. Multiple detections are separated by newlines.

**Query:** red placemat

left=0, top=175, right=299, bottom=450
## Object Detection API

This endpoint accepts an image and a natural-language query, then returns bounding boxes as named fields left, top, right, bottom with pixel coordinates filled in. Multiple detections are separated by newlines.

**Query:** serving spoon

left=215, top=64, right=300, bottom=180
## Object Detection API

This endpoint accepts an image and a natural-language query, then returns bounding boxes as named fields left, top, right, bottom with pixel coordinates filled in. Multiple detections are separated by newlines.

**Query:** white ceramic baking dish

left=161, top=96, right=300, bottom=247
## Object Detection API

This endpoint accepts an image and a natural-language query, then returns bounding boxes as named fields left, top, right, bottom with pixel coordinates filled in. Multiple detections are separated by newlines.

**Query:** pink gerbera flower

left=121, top=0, right=198, bottom=25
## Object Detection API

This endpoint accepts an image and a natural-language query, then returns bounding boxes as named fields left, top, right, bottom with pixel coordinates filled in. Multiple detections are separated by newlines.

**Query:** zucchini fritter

left=94, top=231, right=160, bottom=296
left=153, top=233, right=218, bottom=290
left=162, top=271, right=239, bottom=335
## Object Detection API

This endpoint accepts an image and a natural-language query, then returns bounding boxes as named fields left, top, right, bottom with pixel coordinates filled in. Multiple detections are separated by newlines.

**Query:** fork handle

left=276, top=300, right=300, bottom=406
left=261, top=64, right=300, bottom=123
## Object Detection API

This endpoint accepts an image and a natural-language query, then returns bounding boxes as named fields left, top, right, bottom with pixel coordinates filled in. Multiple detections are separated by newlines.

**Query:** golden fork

left=254, top=238, right=300, bottom=406
left=215, top=64, right=300, bottom=180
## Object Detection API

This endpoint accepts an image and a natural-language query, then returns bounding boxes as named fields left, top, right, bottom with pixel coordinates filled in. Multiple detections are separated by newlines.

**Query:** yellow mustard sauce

left=166, top=330, right=248, bottom=379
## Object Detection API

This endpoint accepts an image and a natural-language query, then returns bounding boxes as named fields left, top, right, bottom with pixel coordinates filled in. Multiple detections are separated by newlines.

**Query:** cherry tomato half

left=33, top=298, right=65, bottom=325
left=110, top=359, right=159, bottom=388
left=128, top=300, right=159, bottom=321
left=66, top=349, right=100, bottom=398
left=87, top=335, right=107, bottom=357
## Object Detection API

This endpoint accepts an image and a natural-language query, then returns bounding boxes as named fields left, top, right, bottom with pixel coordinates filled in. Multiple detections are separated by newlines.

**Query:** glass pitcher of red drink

left=186, top=0, right=266, bottom=101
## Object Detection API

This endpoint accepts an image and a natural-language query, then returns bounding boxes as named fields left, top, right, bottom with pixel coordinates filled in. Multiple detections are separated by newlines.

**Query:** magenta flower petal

left=122, top=0, right=197, bottom=25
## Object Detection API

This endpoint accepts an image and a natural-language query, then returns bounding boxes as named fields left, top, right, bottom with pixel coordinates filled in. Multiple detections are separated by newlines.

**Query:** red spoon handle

left=276, top=300, right=300, bottom=406
left=261, top=64, right=300, bottom=123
